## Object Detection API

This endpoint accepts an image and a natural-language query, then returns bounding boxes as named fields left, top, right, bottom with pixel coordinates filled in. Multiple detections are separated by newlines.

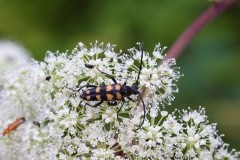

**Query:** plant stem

left=138, top=0, right=237, bottom=106
left=164, top=0, right=237, bottom=60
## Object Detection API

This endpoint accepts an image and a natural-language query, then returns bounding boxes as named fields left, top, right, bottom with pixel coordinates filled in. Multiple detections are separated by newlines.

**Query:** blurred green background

left=0, top=0, right=239, bottom=150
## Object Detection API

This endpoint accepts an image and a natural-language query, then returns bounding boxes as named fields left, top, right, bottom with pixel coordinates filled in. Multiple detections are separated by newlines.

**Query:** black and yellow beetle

left=73, top=43, right=146, bottom=130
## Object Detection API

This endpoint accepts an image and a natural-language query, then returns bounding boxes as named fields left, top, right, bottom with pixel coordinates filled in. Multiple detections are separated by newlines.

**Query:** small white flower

left=183, top=113, right=190, bottom=122
left=161, top=111, right=168, bottom=117
left=149, top=108, right=158, bottom=118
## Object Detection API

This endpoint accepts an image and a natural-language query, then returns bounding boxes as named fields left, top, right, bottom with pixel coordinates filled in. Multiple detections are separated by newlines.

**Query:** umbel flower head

left=0, top=41, right=239, bottom=159
left=0, top=40, right=30, bottom=74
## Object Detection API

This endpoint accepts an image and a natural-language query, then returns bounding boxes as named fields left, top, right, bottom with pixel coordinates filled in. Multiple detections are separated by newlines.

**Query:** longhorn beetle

left=71, top=43, right=146, bottom=130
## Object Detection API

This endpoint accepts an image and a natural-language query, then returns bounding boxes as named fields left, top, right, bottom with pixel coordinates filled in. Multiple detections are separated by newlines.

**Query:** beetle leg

left=77, top=100, right=84, bottom=107
left=65, top=84, right=97, bottom=92
left=85, top=101, right=103, bottom=108
left=97, top=68, right=117, bottom=84
left=123, top=74, right=130, bottom=86
left=127, top=96, right=135, bottom=102
left=85, top=84, right=98, bottom=88
left=117, top=99, right=125, bottom=121
left=79, top=84, right=98, bottom=90
left=84, top=64, right=117, bottom=84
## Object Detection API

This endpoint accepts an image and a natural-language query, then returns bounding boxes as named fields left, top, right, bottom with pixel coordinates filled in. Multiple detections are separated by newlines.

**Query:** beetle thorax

left=122, top=85, right=139, bottom=96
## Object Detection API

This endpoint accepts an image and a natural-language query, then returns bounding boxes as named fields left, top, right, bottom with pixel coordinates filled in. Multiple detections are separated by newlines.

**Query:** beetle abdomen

left=80, top=84, right=123, bottom=101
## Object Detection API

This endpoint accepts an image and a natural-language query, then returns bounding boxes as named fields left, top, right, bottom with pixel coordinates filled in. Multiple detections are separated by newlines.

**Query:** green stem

left=164, top=0, right=236, bottom=60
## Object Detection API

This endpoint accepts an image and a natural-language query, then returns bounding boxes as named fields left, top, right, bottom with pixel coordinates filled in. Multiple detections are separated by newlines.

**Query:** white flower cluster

left=0, top=40, right=30, bottom=74
left=0, top=41, right=239, bottom=159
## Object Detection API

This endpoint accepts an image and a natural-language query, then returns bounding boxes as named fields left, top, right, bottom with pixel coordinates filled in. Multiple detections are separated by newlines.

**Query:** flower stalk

left=165, top=0, right=237, bottom=60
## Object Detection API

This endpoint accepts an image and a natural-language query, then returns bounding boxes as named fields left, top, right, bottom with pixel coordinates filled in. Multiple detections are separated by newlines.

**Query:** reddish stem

left=164, top=0, right=236, bottom=60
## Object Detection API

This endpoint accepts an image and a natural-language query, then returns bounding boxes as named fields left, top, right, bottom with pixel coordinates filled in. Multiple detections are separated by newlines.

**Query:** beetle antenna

left=123, top=73, right=130, bottom=86
left=135, top=42, right=144, bottom=86
left=135, top=92, right=146, bottom=131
